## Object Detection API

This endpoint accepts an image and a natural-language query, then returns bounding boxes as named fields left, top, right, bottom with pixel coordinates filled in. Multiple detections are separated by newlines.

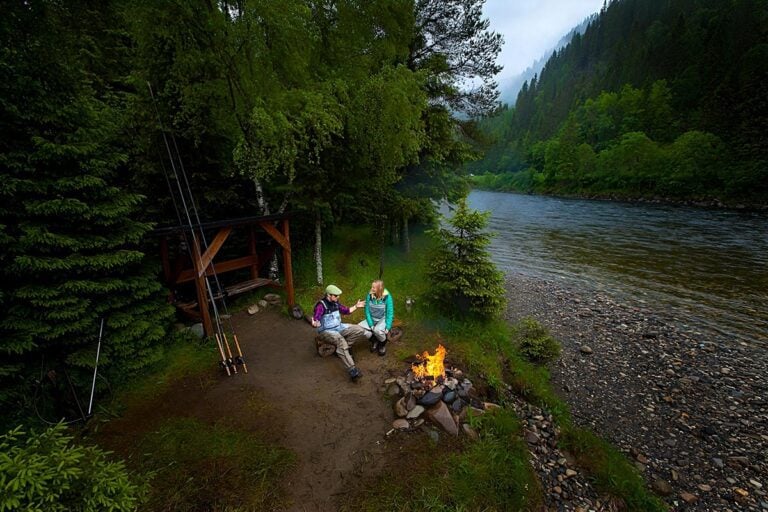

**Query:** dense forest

left=470, top=0, right=768, bottom=204
left=0, top=0, right=501, bottom=423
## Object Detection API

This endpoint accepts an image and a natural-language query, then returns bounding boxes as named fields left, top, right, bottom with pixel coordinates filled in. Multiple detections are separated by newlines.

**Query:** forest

left=0, top=0, right=502, bottom=424
left=469, top=0, right=768, bottom=204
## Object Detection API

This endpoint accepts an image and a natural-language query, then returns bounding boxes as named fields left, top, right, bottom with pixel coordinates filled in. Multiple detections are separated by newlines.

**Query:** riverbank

left=504, top=273, right=768, bottom=511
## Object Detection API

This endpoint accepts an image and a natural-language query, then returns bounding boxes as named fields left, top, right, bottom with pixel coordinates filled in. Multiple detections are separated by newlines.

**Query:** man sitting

left=312, top=285, right=367, bottom=381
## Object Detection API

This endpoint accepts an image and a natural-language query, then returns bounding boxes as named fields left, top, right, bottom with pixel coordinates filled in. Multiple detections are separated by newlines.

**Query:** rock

left=698, top=484, right=711, bottom=492
left=680, top=492, right=698, bottom=504
left=393, top=419, right=409, bottom=430
left=426, top=429, right=439, bottom=444
left=413, top=419, right=424, bottom=428
left=387, top=383, right=401, bottom=396
left=426, top=401, right=458, bottom=436
left=525, top=431, right=541, bottom=445
left=406, top=405, right=425, bottom=419
left=394, top=398, right=408, bottom=418
left=483, top=402, right=501, bottom=411
left=406, top=394, right=416, bottom=411
left=750, top=480, right=763, bottom=489
left=247, top=304, right=260, bottom=315
left=636, top=453, right=648, bottom=464
left=189, top=323, right=205, bottom=338
left=565, top=469, right=577, bottom=478
left=462, top=423, right=479, bottom=440
left=712, top=457, right=724, bottom=468
left=580, top=345, right=593, bottom=355
left=451, top=399, right=465, bottom=413
left=384, top=377, right=397, bottom=385
left=258, top=299, right=268, bottom=308
left=418, top=386, right=444, bottom=406
left=263, top=293, right=281, bottom=305
left=652, top=479, right=674, bottom=496
left=443, top=390, right=456, bottom=403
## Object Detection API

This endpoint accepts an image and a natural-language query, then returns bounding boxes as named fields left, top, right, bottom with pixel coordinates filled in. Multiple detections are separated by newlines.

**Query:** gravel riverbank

left=504, top=273, right=767, bottom=511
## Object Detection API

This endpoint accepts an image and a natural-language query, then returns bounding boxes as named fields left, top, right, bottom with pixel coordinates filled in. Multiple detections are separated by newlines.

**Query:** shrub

left=0, top=423, right=146, bottom=512
left=516, top=317, right=561, bottom=363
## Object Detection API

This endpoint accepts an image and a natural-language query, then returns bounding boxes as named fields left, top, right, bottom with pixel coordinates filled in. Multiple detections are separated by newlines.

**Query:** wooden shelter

left=154, top=214, right=294, bottom=336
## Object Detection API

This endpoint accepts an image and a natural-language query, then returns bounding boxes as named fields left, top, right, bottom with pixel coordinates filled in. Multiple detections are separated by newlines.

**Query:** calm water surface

left=466, top=190, right=768, bottom=346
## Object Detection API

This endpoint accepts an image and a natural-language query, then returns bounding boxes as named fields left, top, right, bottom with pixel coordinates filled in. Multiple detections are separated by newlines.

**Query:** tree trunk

left=314, top=213, right=323, bottom=285
left=402, top=215, right=410, bottom=253
left=254, top=178, right=280, bottom=279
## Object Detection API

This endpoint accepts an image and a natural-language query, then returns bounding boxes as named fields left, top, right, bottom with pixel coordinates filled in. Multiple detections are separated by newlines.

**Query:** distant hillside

left=499, top=15, right=596, bottom=106
left=473, top=0, right=768, bottom=204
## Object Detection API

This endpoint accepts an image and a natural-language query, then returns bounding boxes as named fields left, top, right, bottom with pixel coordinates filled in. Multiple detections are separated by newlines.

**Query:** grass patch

left=139, top=417, right=295, bottom=512
left=342, top=409, right=542, bottom=512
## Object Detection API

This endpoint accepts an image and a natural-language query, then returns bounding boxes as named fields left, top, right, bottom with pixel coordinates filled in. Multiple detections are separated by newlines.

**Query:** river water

left=466, top=190, right=768, bottom=346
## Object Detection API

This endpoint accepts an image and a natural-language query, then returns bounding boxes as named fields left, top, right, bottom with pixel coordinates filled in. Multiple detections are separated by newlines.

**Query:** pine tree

left=427, top=199, right=506, bottom=319
left=0, top=1, right=173, bottom=416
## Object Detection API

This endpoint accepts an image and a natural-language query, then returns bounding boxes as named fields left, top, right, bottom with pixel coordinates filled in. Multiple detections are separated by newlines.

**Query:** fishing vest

left=367, top=295, right=387, bottom=323
left=316, top=298, right=342, bottom=333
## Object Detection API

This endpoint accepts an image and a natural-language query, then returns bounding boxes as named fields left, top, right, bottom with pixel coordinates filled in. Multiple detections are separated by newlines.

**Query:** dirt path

left=230, top=309, right=396, bottom=511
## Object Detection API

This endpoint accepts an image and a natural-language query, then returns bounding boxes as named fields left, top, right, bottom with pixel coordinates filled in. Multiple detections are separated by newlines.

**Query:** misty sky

left=483, top=0, right=605, bottom=79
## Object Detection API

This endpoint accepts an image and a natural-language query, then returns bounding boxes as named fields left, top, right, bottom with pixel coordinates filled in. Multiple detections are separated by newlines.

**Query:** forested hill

left=471, top=0, right=768, bottom=204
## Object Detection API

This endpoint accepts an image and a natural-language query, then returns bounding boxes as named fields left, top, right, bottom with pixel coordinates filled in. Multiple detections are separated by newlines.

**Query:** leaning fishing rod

left=147, top=82, right=246, bottom=375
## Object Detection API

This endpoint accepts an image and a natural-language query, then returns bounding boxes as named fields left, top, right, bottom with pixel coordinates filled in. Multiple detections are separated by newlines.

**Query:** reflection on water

left=466, top=190, right=768, bottom=345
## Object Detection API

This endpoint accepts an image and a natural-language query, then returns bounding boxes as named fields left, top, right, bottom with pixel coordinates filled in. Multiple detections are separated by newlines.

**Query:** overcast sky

left=483, top=0, right=605, bottom=79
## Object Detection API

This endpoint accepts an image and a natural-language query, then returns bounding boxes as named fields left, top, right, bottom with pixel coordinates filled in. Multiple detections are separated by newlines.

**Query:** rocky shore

left=504, top=273, right=767, bottom=511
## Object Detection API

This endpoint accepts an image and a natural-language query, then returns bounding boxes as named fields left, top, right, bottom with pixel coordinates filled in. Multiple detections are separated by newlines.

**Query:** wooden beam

left=190, top=237, right=213, bottom=336
left=197, top=227, right=232, bottom=277
left=176, top=255, right=260, bottom=283
left=258, top=220, right=290, bottom=250
left=281, top=219, right=295, bottom=305
left=248, top=226, right=258, bottom=280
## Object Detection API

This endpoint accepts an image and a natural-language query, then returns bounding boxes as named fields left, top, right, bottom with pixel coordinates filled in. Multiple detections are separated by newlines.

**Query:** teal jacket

left=365, top=289, right=394, bottom=330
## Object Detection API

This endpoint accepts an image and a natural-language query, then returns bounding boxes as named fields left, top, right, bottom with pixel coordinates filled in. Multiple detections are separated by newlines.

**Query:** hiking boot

left=347, top=366, right=362, bottom=381
left=370, top=340, right=378, bottom=353
left=377, top=342, right=387, bottom=356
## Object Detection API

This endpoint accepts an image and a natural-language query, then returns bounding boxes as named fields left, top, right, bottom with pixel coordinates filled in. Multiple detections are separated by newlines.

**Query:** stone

left=394, top=397, right=408, bottom=418
left=418, top=386, right=444, bottom=407
left=462, top=423, right=479, bottom=440
left=189, top=323, right=205, bottom=338
left=525, top=431, right=541, bottom=445
left=483, top=402, right=501, bottom=411
left=751, top=480, right=763, bottom=490
left=443, top=390, right=456, bottom=403
left=565, top=469, right=577, bottom=478
left=636, top=453, right=648, bottom=464
left=387, top=383, right=401, bottom=396
left=393, top=419, right=410, bottom=430
left=652, top=479, right=674, bottom=496
left=413, top=419, right=424, bottom=428
left=426, top=429, right=439, bottom=444
left=426, top=401, right=458, bottom=436
left=263, top=293, right=281, bottom=305
left=680, top=492, right=698, bottom=504
left=406, top=394, right=417, bottom=411
left=247, top=304, right=260, bottom=315
left=258, top=299, right=268, bottom=308
left=712, top=457, right=724, bottom=468
left=451, top=399, right=465, bottom=413
left=406, top=405, right=425, bottom=419
left=580, top=345, right=593, bottom=355
left=384, top=377, right=397, bottom=385
left=698, top=484, right=711, bottom=492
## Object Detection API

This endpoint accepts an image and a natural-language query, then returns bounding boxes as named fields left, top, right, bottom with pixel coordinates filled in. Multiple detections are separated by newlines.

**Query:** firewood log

left=315, top=336, right=335, bottom=357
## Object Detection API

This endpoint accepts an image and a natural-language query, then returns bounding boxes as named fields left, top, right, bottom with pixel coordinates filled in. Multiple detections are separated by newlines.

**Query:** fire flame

left=411, top=344, right=447, bottom=380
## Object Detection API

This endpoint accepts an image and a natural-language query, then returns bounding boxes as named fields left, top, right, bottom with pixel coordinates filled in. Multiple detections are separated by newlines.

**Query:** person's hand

left=356, top=299, right=365, bottom=308
left=311, top=319, right=320, bottom=328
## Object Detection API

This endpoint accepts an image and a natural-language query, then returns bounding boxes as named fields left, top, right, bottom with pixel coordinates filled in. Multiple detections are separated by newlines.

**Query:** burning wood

left=411, top=344, right=447, bottom=381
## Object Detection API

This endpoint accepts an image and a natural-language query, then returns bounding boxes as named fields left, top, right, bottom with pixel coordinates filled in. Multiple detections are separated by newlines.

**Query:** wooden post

left=191, top=236, right=213, bottom=336
left=281, top=219, right=295, bottom=306
left=249, top=226, right=258, bottom=280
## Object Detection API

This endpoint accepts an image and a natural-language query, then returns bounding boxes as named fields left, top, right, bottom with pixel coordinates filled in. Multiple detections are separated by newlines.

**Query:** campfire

left=385, top=344, right=499, bottom=438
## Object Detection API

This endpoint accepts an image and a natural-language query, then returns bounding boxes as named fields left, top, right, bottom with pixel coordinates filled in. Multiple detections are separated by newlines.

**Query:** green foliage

left=427, top=199, right=506, bottom=319
left=473, top=0, right=768, bottom=203
left=514, top=318, right=561, bottom=364
left=0, top=0, right=173, bottom=418
left=138, top=418, right=295, bottom=511
left=0, top=423, right=146, bottom=512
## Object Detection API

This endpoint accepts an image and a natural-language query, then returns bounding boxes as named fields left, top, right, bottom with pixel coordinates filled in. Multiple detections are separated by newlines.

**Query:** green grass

left=342, top=409, right=542, bottom=512
left=138, top=417, right=295, bottom=512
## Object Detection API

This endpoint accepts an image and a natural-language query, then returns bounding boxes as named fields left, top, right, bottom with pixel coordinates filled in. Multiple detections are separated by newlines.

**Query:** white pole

left=87, top=318, right=104, bottom=416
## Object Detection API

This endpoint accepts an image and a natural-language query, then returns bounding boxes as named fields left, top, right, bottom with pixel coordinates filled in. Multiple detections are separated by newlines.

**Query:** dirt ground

left=230, top=309, right=399, bottom=511
left=99, top=308, right=405, bottom=511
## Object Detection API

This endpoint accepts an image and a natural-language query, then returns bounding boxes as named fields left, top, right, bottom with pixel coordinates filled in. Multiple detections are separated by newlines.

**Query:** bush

left=0, top=423, right=145, bottom=512
left=516, top=318, right=561, bottom=363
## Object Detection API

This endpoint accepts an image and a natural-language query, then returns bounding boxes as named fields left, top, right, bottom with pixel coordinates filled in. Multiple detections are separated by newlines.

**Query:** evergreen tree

left=427, top=199, right=506, bottom=319
left=0, top=1, right=173, bottom=416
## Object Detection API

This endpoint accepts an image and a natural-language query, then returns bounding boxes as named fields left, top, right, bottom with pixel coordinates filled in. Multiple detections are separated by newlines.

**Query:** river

left=466, top=190, right=768, bottom=346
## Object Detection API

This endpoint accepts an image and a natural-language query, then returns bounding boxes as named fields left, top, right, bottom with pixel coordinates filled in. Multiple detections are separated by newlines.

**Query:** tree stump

left=315, top=336, right=335, bottom=357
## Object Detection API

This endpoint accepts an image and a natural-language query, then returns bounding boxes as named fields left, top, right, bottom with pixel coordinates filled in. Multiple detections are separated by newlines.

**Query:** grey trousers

left=317, top=325, right=367, bottom=368
left=358, top=319, right=387, bottom=343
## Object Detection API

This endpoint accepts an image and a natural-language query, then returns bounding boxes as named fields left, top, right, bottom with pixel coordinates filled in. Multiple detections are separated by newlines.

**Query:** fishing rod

left=147, top=82, right=247, bottom=375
